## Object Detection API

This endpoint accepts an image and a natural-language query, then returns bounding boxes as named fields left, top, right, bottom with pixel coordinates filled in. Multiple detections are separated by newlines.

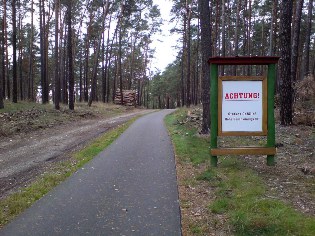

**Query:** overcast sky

left=150, top=0, right=180, bottom=73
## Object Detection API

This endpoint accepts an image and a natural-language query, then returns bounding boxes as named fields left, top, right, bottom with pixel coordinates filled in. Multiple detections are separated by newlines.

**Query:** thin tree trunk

left=1, top=2, right=6, bottom=100
left=54, top=0, right=60, bottom=109
left=247, top=0, right=252, bottom=75
left=220, top=0, right=225, bottom=75
left=0, top=87, right=3, bottom=108
left=102, top=31, right=106, bottom=103
left=234, top=0, right=241, bottom=75
left=0, top=34, right=3, bottom=107
left=181, top=12, right=187, bottom=107
left=303, top=0, right=313, bottom=76
left=40, top=0, right=48, bottom=103
left=79, top=52, right=83, bottom=102
left=28, top=0, right=34, bottom=101
left=67, top=1, right=74, bottom=110
left=118, top=26, right=124, bottom=106
left=18, top=4, right=23, bottom=101
left=291, top=0, right=304, bottom=83
left=4, top=0, right=10, bottom=100
left=186, top=1, right=191, bottom=107
left=12, top=0, right=18, bottom=103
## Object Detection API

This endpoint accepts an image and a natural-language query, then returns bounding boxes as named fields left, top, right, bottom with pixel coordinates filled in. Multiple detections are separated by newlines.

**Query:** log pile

left=114, top=90, right=137, bottom=106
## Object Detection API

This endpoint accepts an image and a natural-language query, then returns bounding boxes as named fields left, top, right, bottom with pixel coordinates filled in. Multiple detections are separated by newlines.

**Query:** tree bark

left=4, top=0, right=10, bottom=100
left=1, top=2, right=6, bottom=101
left=67, top=1, right=74, bottom=110
left=18, top=4, right=23, bottom=101
left=88, top=0, right=110, bottom=107
left=291, top=0, right=304, bottom=83
left=279, top=0, right=293, bottom=125
left=199, top=0, right=212, bottom=134
left=234, top=0, right=241, bottom=75
left=186, top=0, right=191, bottom=107
left=27, top=0, right=34, bottom=101
left=54, top=0, right=60, bottom=110
left=12, top=0, right=18, bottom=103
left=303, top=0, right=313, bottom=76
left=0, top=86, right=3, bottom=109
left=40, top=0, right=48, bottom=103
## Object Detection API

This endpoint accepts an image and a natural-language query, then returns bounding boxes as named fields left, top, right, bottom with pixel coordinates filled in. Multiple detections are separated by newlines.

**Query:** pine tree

left=12, top=0, right=18, bottom=103
left=199, top=0, right=211, bottom=134
left=279, top=0, right=293, bottom=125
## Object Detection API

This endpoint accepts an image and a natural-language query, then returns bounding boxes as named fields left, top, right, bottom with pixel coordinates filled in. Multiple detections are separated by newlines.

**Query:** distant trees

left=0, top=0, right=314, bottom=119
left=0, top=0, right=162, bottom=110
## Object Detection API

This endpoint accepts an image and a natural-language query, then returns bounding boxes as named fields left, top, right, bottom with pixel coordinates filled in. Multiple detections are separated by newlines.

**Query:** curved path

left=1, top=110, right=181, bottom=236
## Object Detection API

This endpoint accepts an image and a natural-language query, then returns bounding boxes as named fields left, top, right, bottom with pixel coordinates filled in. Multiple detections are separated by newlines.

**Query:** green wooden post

left=210, top=63, right=218, bottom=167
left=267, top=63, right=276, bottom=166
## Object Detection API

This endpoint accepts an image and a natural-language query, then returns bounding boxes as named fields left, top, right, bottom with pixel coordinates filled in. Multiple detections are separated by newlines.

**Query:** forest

left=0, top=0, right=314, bottom=129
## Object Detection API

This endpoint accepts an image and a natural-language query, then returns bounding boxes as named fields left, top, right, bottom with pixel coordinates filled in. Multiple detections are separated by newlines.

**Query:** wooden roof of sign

left=208, top=56, right=280, bottom=65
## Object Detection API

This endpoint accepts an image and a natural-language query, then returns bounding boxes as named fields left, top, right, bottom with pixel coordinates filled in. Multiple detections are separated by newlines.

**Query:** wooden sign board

left=218, top=76, right=267, bottom=136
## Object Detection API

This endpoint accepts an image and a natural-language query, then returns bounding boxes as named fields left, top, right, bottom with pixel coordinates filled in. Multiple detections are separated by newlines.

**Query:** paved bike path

left=1, top=110, right=181, bottom=236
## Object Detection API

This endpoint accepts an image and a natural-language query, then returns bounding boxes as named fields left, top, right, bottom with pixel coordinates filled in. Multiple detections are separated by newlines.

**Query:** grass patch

left=0, top=117, right=137, bottom=228
left=165, top=109, right=210, bottom=165
left=166, top=109, right=315, bottom=236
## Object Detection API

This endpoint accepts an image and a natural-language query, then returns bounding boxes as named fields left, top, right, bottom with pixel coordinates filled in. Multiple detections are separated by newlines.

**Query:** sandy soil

left=0, top=109, right=152, bottom=199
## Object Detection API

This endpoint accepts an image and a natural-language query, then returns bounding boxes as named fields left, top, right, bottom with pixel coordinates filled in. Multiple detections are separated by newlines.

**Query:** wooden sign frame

left=208, top=56, right=280, bottom=167
left=218, top=76, right=267, bottom=136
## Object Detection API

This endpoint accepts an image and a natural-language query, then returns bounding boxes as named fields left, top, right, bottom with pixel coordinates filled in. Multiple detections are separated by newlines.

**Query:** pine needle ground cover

left=165, top=109, right=315, bottom=236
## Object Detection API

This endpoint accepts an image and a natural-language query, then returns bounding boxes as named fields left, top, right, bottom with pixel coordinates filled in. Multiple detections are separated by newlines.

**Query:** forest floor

left=174, top=108, right=314, bottom=235
left=0, top=102, right=152, bottom=199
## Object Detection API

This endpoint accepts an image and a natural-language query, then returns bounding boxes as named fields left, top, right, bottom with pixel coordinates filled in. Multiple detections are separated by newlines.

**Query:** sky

left=150, top=0, right=181, bottom=73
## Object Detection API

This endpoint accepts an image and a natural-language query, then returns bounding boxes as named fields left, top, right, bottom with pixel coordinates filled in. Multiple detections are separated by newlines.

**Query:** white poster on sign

left=221, top=80, right=263, bottom=132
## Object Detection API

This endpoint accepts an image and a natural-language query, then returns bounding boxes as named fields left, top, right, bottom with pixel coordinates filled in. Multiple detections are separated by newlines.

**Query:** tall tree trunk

left=220, top=0, right=225, bottom=76
left=199, top=0, right=212, bottom=134
left=181, top=12, right=187, bottom=107
left=4, top=0, right=10, bottom=100
left=18, top=4, right=23, bottom=101
left=214, top=0, right=220, bottom=56
left=303, top=0, right=314, bottom=76
left=101, top=31, right=106, bottom=103
left=0, top=87, right=3, bottom=108
left=12, top=0, right=18, bottom=103
left=269, top=0, right=278, bottom=56
left=234, top=0, right=241, bottom=75
left=186, top=1, right=191, bottom=107
left=67, top=1, right=74, bottom=110
left=0, top=35, right=4, bottom=108
left=279, top=0, right=293, bottom=125
left=291, top=0, right=304, bottom=83
left=54, top=0, right=60, bottom=109
left=79, top=50, right=83, bottom=102
left=28, top=0, right=34, bottom=101
left=1, top=3, right=6, bottom=101
left=247, top=0, right=252, bottom=75
left=40, top=0, right=48, bottom=103
left=104, top=15, right=112, bottom=103
left=0, top=35, right=3, bottom=107
left=88, top=0, right=109, bottom=107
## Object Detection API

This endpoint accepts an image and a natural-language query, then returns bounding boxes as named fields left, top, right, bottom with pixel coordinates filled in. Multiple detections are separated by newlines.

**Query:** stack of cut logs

left=114, top=90, right=137, bottom=106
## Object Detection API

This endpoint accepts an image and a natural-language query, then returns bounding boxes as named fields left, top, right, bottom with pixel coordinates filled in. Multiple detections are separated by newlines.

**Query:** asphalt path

left=1, top=110, right=181, bottom=236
